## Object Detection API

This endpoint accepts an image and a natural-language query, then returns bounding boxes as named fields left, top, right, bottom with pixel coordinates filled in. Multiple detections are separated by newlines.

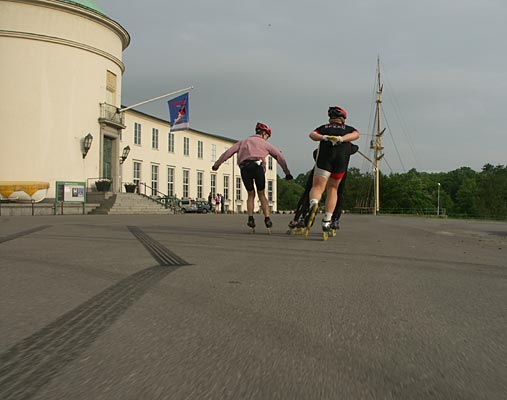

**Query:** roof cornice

left=8, top=0, right=130, bottom=50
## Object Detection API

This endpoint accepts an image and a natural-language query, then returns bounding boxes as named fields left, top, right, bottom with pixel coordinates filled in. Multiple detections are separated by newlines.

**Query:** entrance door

left=103, top=136, right=113, bottom=179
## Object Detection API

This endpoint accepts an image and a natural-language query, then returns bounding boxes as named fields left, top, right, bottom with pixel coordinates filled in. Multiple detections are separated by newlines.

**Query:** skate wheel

left=323, top=232, right=328, bottom=241
left=307, top=204, right=318, bottom=228
left=294, top=228, right=303, bottom=236
left=267, top=228, right=272, bottom=235
left=331, top=229, right=337, bottom=237
left=250, top=228, right=255, bottom=234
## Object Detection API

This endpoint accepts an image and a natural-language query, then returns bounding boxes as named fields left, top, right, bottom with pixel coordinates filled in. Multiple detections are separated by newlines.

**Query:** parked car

left=178, top=199, right=198, bottom=213
left=195, top=201, right=212, bottom=213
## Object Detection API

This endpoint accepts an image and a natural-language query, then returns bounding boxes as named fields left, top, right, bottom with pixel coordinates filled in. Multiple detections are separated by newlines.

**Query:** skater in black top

left=307, top=106, right=360, bottom=233
left=288, top=144, right=358, bottom=232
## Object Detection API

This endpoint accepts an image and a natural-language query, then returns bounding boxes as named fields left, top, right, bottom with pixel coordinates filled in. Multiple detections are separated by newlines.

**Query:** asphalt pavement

left=0, top=213, right=506, bottom=400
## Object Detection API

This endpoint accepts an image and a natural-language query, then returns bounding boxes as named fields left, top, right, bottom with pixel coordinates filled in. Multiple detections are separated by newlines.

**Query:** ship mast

left=371, top=57, right=385, bottom=215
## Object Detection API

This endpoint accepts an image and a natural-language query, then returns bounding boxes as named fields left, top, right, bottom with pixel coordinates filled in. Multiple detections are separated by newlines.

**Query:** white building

left=121, top=109, right=279, bottom=213
left=0, top=0, right=279, bottom=212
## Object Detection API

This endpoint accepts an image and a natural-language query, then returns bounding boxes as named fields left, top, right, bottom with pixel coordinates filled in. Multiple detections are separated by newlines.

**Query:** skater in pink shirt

left=212, top=122, right=293, bottom=232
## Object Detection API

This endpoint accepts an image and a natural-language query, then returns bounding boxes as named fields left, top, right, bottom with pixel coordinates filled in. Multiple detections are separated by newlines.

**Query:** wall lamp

left=120, top=145, right=130, bottom=164
left=82, top=133, right=93, bottom=159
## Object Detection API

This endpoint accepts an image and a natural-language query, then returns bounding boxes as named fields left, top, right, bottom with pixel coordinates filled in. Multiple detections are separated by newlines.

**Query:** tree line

left=277, top=163, right=507, bottom=220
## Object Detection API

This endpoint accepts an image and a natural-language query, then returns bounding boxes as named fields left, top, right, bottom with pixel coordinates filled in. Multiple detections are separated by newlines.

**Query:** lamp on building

left=82, top=133, right=93, bottom=158
left=120, top=145, right=130, bottom=164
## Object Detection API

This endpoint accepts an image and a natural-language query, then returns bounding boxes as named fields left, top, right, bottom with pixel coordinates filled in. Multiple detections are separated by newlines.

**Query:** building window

left=167, top=167, right=174, bottom=196
left=236, top=177, right=242, bottom=200
left=267, top=180, right=273, bottom=202
left=182, top=169, right=190, bottom=198
left=168, top=131, right=174, bottom=153
left=151, top=165, right=159, bottom=195
left=183, top=137, right=190, bottom=156
left=134, top=122, right=141, bottom=145
left=223, top=175, right=229, bottom=200
left=210, top=173, right=216, bottom=196
left=268, top=156, right=273, bottom=170
left=133, top=161, right=141, bottom=188
left=152, top=128, right=159, bottom=149
left=197, top=171, right=203, bottom=199
left=198, top=140, right=203, bottom=159
left=211, top=144, right=216, bottom=161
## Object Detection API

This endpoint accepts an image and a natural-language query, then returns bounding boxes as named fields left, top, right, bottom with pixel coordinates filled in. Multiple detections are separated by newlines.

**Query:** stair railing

left=138, top=183, right=181, bottom=213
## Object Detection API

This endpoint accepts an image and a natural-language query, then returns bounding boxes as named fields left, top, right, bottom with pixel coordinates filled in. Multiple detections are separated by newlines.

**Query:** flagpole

left=118, top=86, right=194, bottom=113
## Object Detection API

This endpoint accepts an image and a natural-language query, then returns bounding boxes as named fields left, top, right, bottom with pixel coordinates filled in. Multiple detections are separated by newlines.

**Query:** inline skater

left=288, top=143, right=359, bottom=234
left=306, top=106, right=360, bottom=237
left=212, top=122, right=293, bottom=232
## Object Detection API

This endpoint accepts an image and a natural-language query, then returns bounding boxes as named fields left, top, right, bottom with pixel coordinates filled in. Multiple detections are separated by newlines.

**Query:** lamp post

left=120, top=145, right=130, bottom=164
left=437, top=182, right=441, bottom=216
left=119, top=145, right=131, bottom=193
left=82, top=133, right=93, bottom=159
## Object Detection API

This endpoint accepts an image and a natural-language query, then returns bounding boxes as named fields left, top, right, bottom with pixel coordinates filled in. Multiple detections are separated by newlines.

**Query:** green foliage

left=277, top=176, right=305, bottom=210
left=294, top=171, right=312, bottom=187
left=277, top=164, right=507, bottom=219
left=340, top=168, right=373, bottom=210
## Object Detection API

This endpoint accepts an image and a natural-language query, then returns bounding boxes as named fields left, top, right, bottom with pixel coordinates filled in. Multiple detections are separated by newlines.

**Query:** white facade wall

left=0, top=0, right=280, bottom=211
left=121, top=110, right=279, bottom=212
left=0, top=0, right=129, bottom=190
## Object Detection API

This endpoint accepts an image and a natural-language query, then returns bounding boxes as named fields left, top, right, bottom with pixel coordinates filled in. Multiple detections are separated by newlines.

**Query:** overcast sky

left=100, top=0, right=506, bottom=176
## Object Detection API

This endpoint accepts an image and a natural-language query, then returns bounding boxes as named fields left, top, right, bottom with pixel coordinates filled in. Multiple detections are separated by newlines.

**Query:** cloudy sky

left=99, top=0, right=506, bottom=176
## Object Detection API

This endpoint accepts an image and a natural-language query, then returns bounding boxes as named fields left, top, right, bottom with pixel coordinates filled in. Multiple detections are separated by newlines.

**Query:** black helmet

left=328, top=106, right=347, bottom=119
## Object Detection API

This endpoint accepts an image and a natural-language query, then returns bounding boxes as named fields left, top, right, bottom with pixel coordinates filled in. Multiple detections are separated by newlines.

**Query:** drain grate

left=0, top=225, right=52, bottom=244
left=127, top=226, right=190, bottom=266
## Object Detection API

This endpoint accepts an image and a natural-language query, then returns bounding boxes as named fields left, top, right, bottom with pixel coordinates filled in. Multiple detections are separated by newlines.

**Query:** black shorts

left=315, top=142, right=352, bottom=174
left=240, top=161, right=265, bottom=192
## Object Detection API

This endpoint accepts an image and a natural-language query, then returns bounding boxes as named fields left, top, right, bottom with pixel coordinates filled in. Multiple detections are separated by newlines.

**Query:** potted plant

left=95, top=179, right=112, bottom=192
left=124, top=182, right=137, bottom=193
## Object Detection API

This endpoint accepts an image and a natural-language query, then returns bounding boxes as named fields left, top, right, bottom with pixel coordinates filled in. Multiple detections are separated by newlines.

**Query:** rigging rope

left=378, top=59, right=421, bottom=169
left=381, top=108, right=406, bottom=172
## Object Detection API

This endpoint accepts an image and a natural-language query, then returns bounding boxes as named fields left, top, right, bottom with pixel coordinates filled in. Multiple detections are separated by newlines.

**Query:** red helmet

left=328, top=106, right=347, bottom=119
left=255, top=122, right=272, bottom=137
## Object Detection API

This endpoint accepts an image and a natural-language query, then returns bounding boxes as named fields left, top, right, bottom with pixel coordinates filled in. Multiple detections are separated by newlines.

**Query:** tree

left=277, top=176, right=305, bottom=211
left=455, top=178, right=478, bottom=216
left=275, top=164, right=507, bottom=219
left=475, top=164, right=507, bottom=218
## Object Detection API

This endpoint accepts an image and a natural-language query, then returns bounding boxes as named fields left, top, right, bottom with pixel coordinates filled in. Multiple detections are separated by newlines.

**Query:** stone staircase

left=88, top=193, right=172, bottom=215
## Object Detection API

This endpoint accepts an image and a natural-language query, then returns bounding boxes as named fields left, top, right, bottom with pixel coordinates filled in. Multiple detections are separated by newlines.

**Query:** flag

left=168, top=92, right=189, bottom=131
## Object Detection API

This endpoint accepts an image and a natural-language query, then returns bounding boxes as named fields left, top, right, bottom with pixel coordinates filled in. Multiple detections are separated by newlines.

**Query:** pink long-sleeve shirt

left=213, top=134, right=291, bottom=175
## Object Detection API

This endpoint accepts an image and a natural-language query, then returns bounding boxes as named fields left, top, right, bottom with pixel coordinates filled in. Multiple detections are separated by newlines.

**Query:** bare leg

left=309, top=175, right=328, bottom=203
left=246, top=190, right=256, bottom=215
left=257, top=190, right=270, bottom=218
left=325, top=178, right=341, bottom=214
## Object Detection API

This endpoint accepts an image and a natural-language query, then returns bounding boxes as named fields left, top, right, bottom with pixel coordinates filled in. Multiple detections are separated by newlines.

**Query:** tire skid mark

left=0, top=226, right=189, bottom=400
left=0, top=225, right=52, bottom=244
left=127, top=225, right=190, bottom=266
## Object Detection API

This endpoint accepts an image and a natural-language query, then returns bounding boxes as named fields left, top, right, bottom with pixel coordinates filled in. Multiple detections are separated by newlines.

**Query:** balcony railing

left=99, top=103, right=126, bottom=128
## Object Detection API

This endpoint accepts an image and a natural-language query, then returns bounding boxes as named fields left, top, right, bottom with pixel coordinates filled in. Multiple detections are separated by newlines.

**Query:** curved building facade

left=0, top=1, right=280, bottom=211
left=0, top=0, right=130, bottom=193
